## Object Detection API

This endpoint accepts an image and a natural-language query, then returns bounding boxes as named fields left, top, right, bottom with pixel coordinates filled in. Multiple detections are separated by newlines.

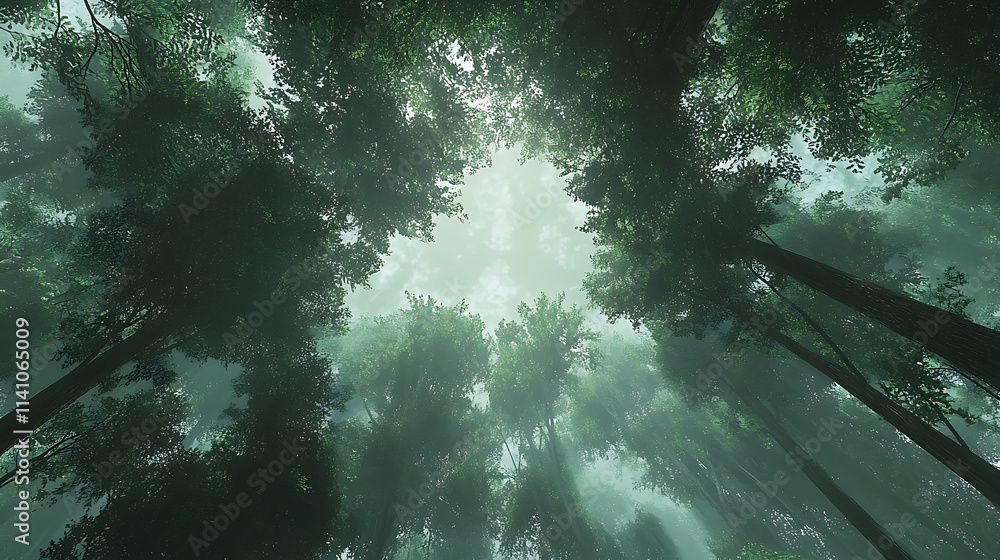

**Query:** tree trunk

left=706, top=438, right=863, bottom=559
left=823, top=438, right=986, bottom=558
left=727, top=379, right=917, bottom=560
left=660, top=0, right=724, bottom=49
left=640, top=0, right=724, bottom=99
left=0, top=316, right=175, bottom=455
left=540, top=414, right=605, bottom=560
left=366, top=495, right=397, bottom=560
left=748, top=238, right=1000, bottom=393
left=674, top=452, right=787, bottom=553
left=759, top=325, right=1000, bottom=510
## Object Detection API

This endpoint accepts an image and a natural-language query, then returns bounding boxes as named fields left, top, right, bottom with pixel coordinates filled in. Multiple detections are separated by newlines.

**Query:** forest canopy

left=1, top=0, right=1000, bottom=559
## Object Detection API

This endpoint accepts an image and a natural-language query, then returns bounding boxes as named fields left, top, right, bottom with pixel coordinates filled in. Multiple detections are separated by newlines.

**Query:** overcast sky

left=344, top=147, right=605, bottom=330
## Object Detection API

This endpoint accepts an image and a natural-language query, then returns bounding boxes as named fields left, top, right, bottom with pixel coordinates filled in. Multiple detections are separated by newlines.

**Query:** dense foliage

left=2, top=1, right=1000, bottom=559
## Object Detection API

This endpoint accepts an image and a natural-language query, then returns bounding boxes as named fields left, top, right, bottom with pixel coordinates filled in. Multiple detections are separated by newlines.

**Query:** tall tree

left=330, top=297, right=498, bottom=560
left=488, top=293, right=621, bottom=560
left=38, top=324, right=341, bottom=559
left=0, top=0, right=489, bottom=456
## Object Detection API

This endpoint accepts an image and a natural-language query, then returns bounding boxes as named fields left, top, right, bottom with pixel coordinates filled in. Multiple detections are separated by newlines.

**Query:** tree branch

left=936, top=409, right=970, bottom=449
left=895, top=78, right=940, bottom=115
left=939, top=82, right=963, bottom=142
left=749, top=262, right=867, bottom=383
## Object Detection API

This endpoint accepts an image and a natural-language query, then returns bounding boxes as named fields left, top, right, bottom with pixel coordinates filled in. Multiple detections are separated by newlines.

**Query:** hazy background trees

left=3, top=0, right=1000, bottom=559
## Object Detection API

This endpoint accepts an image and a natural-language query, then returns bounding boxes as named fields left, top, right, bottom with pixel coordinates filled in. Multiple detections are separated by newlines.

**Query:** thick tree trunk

left=644, top=0, right=725, bottom=97
left=0, top=316, right=175, bottom=455
left=759, top=326, right=1000, bottom=510
left=660, top=0, right=725, bottom=48
left=727, top=380, right=917, bottom=560
left=823, top=440, right=986, bottom=558
left=705, top=438, right=863, bottom=559
left=748, top=238, right=1000, bottom=393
